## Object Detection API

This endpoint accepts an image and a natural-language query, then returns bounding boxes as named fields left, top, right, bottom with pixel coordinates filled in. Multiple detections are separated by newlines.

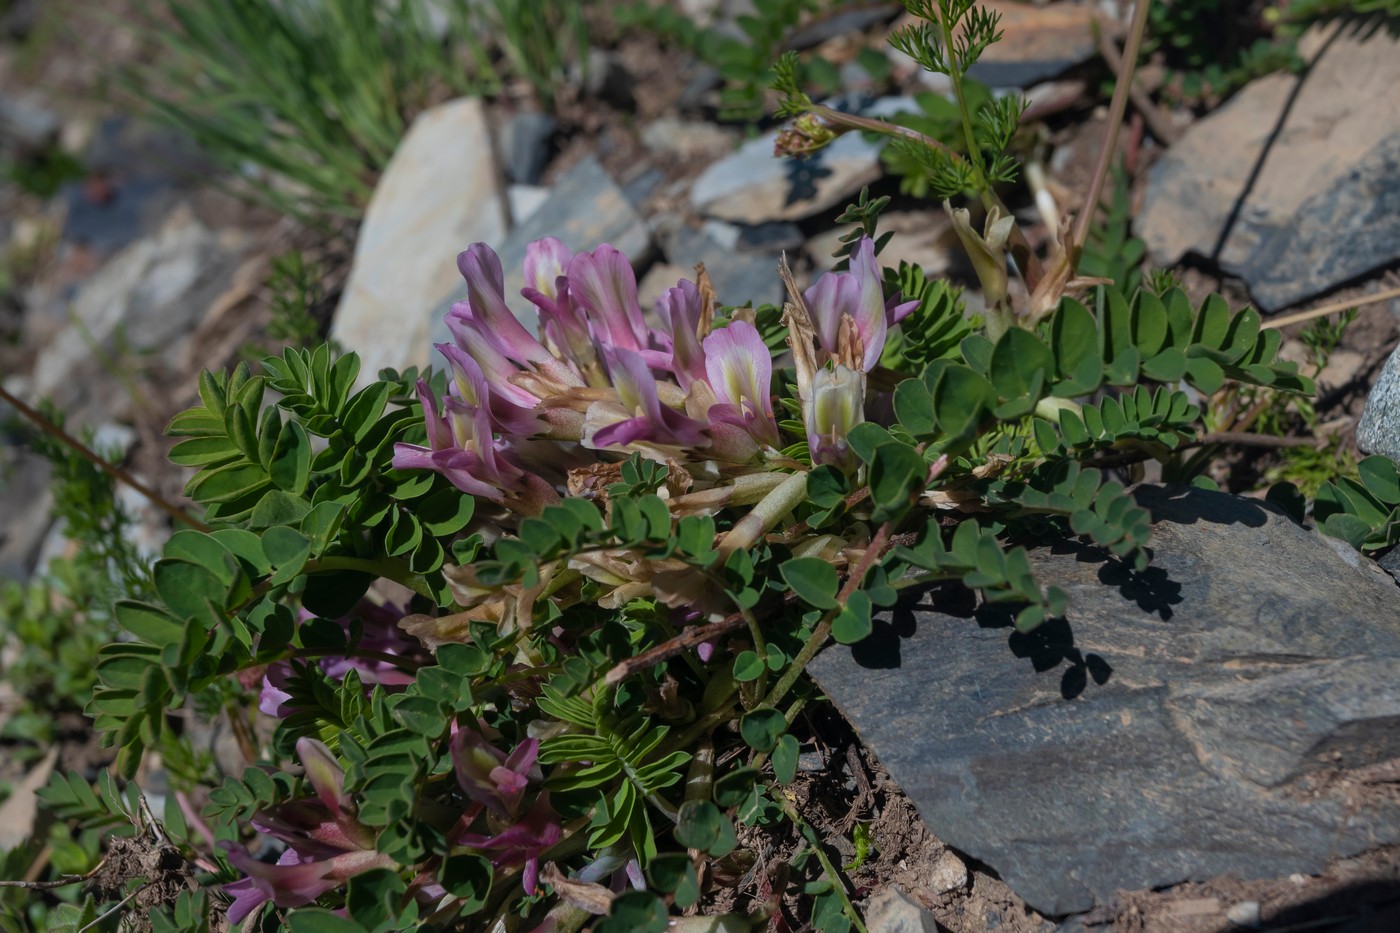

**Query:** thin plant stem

left=742, top=604, right=769, bottom=697
left=1261, top=285, right=1400, bottom=330
left=941, top=14, right=988, bottom=187
left=777, top=795, right=869, bottom=933
left=761, top=522, right=893, bottom=711
left=0, top=383, right=208, bottom=531
left=1072, top=0, right=1155, bottom=256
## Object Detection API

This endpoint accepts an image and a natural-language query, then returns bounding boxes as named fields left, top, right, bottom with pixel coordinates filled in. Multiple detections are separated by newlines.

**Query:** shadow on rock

left=1260, top=877, right=1400, bottom=931
left=1135, top=484, right=1272, bottom=527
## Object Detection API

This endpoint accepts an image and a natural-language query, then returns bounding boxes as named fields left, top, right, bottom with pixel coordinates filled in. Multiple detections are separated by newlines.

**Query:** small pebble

left=929, top=850, right=968, bottom=894
left=1226, top=900, right=1261, bottom=927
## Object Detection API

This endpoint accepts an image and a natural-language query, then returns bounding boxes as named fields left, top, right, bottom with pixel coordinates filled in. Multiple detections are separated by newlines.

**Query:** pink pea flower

left=703, top=320, right=781, bottom=450
left=452, top=730, right=541, bottom=821
left=806, top=363, right=866, bottom=470
left=259, top=601, right=425, bottom=719
left=804, top=236, right=917, bottom=372
left=392, top=377, right=527, bottom=501
left=460, top=795, right=564, bottom=896
left=522, top=238, right=599, bottom=376
left=656, top=280, right=707, bottom=391
left=221, top=739, right=395, bottom=922
left=567, top=245, right=652, bottom=355
left=438, top=341, right=541, bottom=440
left=588, top=348, right=708, bottom=450
left=456, top=243, right=555, bottom=368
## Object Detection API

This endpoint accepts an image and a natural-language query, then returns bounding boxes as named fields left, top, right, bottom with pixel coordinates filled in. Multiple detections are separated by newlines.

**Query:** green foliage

left=260, top=251, right=334, bottom=353
left=2, top=144, right=84, bottom=198
left=618, top=0, right=834, bottom=121
left=1079, top=159, right=1146, bottom=294
left=830, top=186, right=894, bottom=269
left=1146, top=0, right=1305, bottom=104
left=879, top=262, right=973, bottom=371
left=130, top=0, right=589, bottom=219
left=1311, top=455, right=1400, bottom=550
left=0, top=413, right=149, bottom=761
left=884, top=0, right=1023, bottom=196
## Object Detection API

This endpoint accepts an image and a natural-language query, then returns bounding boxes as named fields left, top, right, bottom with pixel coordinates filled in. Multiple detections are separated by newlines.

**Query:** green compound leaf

left=773, top=733, right=800, bottom=786
left=830, top=590, right=873, bottom=645
left=438, top=853, right=492, bottom=911
left=714, top=767, right=762, bottom=808
left=648, top=853, right=700, bottom=908
left=733, top=650, right=766, bottom=682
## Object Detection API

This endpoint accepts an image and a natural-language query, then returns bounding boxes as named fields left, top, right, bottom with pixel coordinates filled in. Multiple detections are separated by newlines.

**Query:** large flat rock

left=809, top=486, right=1400, bottom=917
left=1137, top=22, right=1400, bottom=311
left=330, top=97, right=508, bottom=385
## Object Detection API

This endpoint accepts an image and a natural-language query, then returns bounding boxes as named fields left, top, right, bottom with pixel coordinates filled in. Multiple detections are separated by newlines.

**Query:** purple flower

left=702, top=320, right=780, bottom=450
left=460, top=795, right=563, bottom=895
left=457, top=243, right=555, bottom=367
left=804, top=236, right=916, bottom=371
left=656, top=280, right=706, bottom=391
left=452, top=731, right=541, bottom=820
left=587, top=348, right=708, bottom=450
left=221, top=739, right=395, bottom=922
left=392, top=377, right=527, bottom=501
left=259, top=601, right=425, bottom=719
left=523, top=238, right=600, bottom=376
left=567, top=245, right=652, bottom=355
left=439, top=341, right=541, bottom=439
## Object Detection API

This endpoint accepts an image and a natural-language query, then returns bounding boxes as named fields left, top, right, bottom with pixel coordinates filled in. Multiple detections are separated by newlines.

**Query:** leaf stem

left=0, top=383, right=209, bottom=531
left=761, top=521, right=893, bottom=711
left=941, top=16, right=987, bottom=188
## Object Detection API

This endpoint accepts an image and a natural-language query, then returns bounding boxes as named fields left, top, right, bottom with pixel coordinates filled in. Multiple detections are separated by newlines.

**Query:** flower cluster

left=224, top=730, right=557, bottom=919
left=392, top=235, right=914, bottom=507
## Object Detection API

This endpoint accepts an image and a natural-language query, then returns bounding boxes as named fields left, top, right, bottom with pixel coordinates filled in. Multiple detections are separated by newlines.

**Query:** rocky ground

left=3, top=1, right=1400, bottom=930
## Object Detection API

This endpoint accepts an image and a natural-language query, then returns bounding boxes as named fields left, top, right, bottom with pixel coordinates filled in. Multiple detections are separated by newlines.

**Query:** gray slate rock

left=689, top=124, right=883, bottom=224
left=428, top=156, right=654, bottom=349
left=25, top=203, right=248, bottom=425
left=502, top=112, right=556, bottom=185
left=0, top=445, right=52, bottom=583
left=662, top=223, right=785, bottom=309
left=1357, top=345, right=1400, bottom=463
left=809, top=486, right=1400, bottom=917
left=689, top=96, right=913, bottom=224
left=1138, top=23, right=1400, bottom=311
left=965, top=0, right=1096, bottom=89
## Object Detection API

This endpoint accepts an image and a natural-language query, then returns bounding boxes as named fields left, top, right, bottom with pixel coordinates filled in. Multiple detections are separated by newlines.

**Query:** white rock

left=864, top=886, right=937, bottom=933
left=1226, top=900, right=1261, bottom=927
left=330, top=97, right=507, bottom=386
left=928, top=849, right=968, bottom=894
